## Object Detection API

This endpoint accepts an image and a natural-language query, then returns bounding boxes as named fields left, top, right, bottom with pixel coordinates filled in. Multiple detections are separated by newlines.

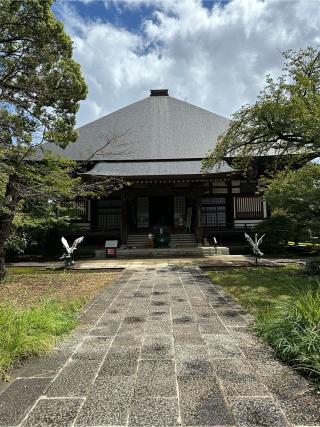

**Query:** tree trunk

left=0, top=239, right=5, bottom=281
left=0, top=176, right=19, bottom=281
left=0, top=215, right=10, bottom=281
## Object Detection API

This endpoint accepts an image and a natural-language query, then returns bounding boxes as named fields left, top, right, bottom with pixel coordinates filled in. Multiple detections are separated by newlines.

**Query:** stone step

left=127, top=233, right=196, bottom=238
left=201, top=246, right=230, bottom=255
left=127, top=233, right=197, bottom=248
left=116, top=246, right=230, bottom=258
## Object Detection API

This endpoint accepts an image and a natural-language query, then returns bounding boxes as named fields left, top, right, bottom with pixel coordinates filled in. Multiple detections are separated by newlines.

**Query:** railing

left=234, top=196, right=264, bottom=219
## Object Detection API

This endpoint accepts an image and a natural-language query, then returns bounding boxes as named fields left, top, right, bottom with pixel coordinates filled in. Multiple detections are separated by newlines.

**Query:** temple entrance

left=133, top=195, right=188, bottom=231
left=149, top=196, right=173, bottom=227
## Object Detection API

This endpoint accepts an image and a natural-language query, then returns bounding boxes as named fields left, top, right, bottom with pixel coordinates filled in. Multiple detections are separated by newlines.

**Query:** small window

left=201, top=198, right=226, bottom=227
left=97, top=199, right=121, bottom=230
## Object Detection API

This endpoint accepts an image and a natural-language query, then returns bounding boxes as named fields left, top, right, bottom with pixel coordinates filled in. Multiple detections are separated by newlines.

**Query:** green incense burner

left=155, top=233, right=171, bottom=248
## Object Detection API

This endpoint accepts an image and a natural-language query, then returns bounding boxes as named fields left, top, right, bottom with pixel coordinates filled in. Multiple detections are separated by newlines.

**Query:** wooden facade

left=74, top=177, right=267, bottom=246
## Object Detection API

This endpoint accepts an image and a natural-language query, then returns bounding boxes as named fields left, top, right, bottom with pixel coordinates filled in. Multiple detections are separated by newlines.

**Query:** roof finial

left=150, top=89, right=169, bottom=96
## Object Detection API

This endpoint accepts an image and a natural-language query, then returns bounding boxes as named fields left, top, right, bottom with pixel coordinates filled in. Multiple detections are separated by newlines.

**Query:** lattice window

left=201, top=198, right=226, bottom=227
left=137, top=197, right=149, bottom=228
left=61, top=200, right=88, bottom=222
left=201, top=197, right=225, bottom=205
left=97, top=199, right=121, bottom=230
left=174, top=196, right=186, bottom=226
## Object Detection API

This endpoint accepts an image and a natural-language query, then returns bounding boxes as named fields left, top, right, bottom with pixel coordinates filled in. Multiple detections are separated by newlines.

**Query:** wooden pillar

left=87, top=199, right=91, bottom=223
left=195, top=196, right=203, bottom=245
left=263, top=196, right=268, bottom=219
left=90, top=199, right=97, bottom=231
left=121, top=192, right=128, bottom=245
left=226, top=180, right=233, bottom=227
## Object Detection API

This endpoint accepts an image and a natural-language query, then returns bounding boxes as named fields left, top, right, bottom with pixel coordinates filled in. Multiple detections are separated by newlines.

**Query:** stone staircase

left=170, top=233, right=197, bottom=248
left=116, top=245, right=229, bottom=258
left=126, top=233, right=197, bottom=248
left=117, top=232, right=230, bottom=258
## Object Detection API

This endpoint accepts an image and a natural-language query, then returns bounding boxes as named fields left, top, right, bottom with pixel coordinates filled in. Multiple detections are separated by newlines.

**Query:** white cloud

left=56, top=0, right=320, bottom=127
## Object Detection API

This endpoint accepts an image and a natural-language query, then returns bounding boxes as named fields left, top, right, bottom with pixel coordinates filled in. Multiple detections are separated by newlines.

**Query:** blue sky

left=54, top=1, right=155, bottom=33
left=53, top=1, right=223, bottom=33
left=53, top=0, right=320, bottom=127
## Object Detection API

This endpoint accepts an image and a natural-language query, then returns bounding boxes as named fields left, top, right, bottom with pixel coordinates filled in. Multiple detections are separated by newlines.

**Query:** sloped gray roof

left=42, top=93, right=230, bottom=162
left=84, top=160, right=233, bottom=177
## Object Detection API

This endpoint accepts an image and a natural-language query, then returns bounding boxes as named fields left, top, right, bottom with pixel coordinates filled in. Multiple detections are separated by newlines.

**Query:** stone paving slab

left=0, top=378, right=51, bottom=426
left=231, top=397, right=288, bottom=427
left=178, top=375, right=235, bottom=426
left=0, top=265, right=319, bottom=426
left=75, top=375, right=136, bottom=426
left=22, top=398, right=83, bottom=427
left=129, top=397, right=179, bottom=426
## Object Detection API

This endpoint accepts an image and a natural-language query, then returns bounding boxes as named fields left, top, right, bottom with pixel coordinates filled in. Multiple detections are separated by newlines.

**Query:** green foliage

left=5, top=213, right=83, bottom=259
left=41, top=221, right=81, bottom=257
left=0, top=1, right=125, bottom=272
left=254, top=288, right=320, bottom=382
left=0, top=0, right=90, bottom=277
left=206, top=265, right=317, bottom=313
left=0, top=299, right=83, bottom=379
left=254, top=214, right=295, bottom=252
left=207, top=266, right=320, bottom=384
left=305, top=258, right=320, bottom=275
left=203, top=47, right=320, bottom=171
left=0, top=0, right=88, bottom=150
left=202, top=47, right=320, bottom=261
left=0, top=153, right=85, bottom=259
left=3, top=230, right=28, bottom=261
left=262, top=163, right=320, bottom=238
left=4, top=231, right=28, bottom=253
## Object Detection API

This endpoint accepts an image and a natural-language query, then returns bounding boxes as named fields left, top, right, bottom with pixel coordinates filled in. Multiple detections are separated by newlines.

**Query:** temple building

left=44, top=89, right=268, bottom=255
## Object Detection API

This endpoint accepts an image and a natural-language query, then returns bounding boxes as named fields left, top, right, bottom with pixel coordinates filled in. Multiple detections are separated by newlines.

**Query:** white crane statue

left=244, top=232, right=265, bottom=264
left=60, top=236, right=84, bottom=268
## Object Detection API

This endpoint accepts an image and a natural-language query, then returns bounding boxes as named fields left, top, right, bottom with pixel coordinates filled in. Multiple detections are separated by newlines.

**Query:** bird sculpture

left=244, top=232, right=265, bottom=264
left=60, top=236, right=84, bottom=268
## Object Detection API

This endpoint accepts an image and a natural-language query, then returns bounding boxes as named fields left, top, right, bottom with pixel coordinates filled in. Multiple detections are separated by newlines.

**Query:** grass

left=206, top=265, right=320, bottom=384
left=0, top=268, right=118, bottom=379
left=254, top=288, right=320, bottom=381
left=0, top=300, right=81, bottom=379
left=288, top=241, right=320, bottom=247
left=1, top=267, right=118, bottom=307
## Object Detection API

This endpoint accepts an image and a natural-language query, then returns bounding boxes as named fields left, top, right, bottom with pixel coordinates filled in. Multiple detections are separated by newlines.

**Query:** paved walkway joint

left=0, top=266, right=319, bottom=426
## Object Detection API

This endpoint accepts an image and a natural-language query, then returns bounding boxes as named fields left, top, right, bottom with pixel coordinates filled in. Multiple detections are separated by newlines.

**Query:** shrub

left=254, top=215, right=294, bottom=253
left=42, top=222, right=81, bottom=257
left=254, top=287, right=320, bottom=383
left=4, top=230, right=29, bottom=262
left=305, top=258, right=320, bottom=275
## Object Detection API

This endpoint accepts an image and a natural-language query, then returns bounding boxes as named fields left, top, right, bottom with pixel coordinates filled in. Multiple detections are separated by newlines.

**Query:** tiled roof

left=42, top=93, right=230, bottom=162
left=84, top=160, right=233, bottom=177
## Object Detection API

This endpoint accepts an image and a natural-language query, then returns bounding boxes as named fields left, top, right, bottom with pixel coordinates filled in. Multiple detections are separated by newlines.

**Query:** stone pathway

left=9, top=254, right=306, bottom=271
left=0, top=266, right=319, bottom=426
